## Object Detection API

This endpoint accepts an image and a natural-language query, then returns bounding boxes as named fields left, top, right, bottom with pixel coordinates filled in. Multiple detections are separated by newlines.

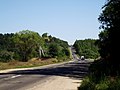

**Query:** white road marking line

left=11, top=75, right=21, bottom=79
left=69, top=61, right=73, bottom=62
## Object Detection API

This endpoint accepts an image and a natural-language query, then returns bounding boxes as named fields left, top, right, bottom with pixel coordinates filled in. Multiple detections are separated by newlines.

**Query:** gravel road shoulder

left=25, top=75, right=82, bottom=90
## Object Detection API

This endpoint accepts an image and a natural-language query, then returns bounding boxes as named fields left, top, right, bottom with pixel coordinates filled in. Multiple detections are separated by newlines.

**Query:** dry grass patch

left=0, top=58, right=60, bottom=70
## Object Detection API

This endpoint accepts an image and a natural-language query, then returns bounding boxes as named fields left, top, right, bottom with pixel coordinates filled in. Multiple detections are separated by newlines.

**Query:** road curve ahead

left=0, top=60, right=91, bottom=90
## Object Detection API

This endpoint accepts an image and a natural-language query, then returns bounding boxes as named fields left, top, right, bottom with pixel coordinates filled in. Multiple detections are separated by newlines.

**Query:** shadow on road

left=0, top=61, right=91, bottom=80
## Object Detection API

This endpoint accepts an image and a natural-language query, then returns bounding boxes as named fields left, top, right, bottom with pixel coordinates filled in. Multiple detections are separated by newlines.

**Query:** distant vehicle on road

left=80, top=56, right=85, bottom=60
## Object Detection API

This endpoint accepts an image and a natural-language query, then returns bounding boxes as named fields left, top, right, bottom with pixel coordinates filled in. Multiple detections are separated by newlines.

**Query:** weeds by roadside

left=0, top=58, right=70, bottom=70
left=78, top=59, right=120, bottom=90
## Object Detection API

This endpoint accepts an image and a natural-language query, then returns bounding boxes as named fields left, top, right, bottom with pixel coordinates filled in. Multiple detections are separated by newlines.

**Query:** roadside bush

left=0, top=50, right=14, bottom=62
left=79, top=76, right=95, bottom=90
left=79, top=75, right=116, bottom=90
left=79, top=59, right=120, bottom=90
left=108, top=77, right=120, bottom=90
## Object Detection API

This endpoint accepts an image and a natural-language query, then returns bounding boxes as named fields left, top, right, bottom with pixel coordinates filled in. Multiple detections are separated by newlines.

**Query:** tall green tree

left=97, top=0, right=120, bottom=75
left=0, top=33, right=14, bottom=51
left=13, top=30, right=44, bottom=61
left=48, top=43, right=61, bottom=58
left=98, top=0, right=120, bottom=61
left=0, top=33, right=14, bottom=62
left=43, top=34, right=70, bottom=58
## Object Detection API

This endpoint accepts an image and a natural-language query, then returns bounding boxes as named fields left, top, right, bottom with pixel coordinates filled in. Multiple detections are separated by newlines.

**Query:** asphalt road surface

left=0, top=60, right=91, bottom=90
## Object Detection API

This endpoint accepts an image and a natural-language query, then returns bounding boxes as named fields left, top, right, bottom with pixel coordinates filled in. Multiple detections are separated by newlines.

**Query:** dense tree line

left=73, top=39, right=99, bottom=59
left=42, top=33, right=70, bottom=59
left=96, top=0, right=120, bottom=74
left=0, top=30, right=70, bottom=62
left=0, top=33, right=14, bottom=62
left=79, top=1, right=120, bottom=89
left=97, top=0, right=120, bottom=61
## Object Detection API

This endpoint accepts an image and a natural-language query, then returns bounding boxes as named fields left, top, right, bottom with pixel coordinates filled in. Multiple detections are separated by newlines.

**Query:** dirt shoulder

left=25, top=76, right=82, bottom=90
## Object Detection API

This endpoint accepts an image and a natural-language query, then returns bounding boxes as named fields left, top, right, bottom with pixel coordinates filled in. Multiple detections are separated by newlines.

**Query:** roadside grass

left=0, top=58, right=71, bottom=70
left=78, top=59, right=120, bottom=90
left=79, top=75, right=120, bottom=90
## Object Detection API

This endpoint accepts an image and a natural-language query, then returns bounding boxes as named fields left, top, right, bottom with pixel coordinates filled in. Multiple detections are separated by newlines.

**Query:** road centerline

left=11, top=75, right=22, bottom=79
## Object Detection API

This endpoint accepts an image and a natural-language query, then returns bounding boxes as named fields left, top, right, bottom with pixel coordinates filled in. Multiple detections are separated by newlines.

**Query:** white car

left=81, top=56, right=85, bottom=60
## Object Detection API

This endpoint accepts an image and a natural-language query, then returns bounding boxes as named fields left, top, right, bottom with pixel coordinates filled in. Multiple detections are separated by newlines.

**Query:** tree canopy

left=96, top=0, right=120, bottom=75
left=98, top=0, right=120, bottom=61
left=73, top=39, right=99, bottom=59
left=0, top=30, right=70, bottom=62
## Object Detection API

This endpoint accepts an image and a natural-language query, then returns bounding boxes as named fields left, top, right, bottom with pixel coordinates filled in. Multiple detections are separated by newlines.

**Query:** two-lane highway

left=0, top=60, right=91, bottom=90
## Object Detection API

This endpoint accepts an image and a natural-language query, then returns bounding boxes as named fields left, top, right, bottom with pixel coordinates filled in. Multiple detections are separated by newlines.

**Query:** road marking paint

left=69, top=61, right=73, bottom=62
left=11, top=75, right=21, bottom=79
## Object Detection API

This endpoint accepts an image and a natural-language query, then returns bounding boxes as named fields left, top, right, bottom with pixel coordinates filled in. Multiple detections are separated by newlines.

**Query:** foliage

left=79, top=59, right=120, bottom=90
left=0, top=50, right=14, bottom=62
left=96, top=0, right=120, bottom=75
left=0, top=30, right=70, bottom=62
left=0, top=33, right=14, bottom=62
left=79, top=1, right=120, bottom=89
left=98, top=0, right=120, bottom=61
left=73, top=39, right=99, bottom=59
left=0, top=33, right=14, bottom=51
left=42, top=33, right=70, bottom=59
left=96, top=30, right=110, bottom=58
left=48, top=43, right=61, bottom=58
left=12, top=30, right=45, bottom=61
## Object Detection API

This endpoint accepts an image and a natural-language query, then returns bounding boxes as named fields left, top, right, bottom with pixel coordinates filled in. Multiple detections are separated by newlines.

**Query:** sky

left=0, top=0, right=105, bottom=45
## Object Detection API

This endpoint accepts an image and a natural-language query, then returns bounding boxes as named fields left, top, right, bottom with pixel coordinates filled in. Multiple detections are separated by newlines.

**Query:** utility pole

left=39, top=46, right=44, bottom=58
